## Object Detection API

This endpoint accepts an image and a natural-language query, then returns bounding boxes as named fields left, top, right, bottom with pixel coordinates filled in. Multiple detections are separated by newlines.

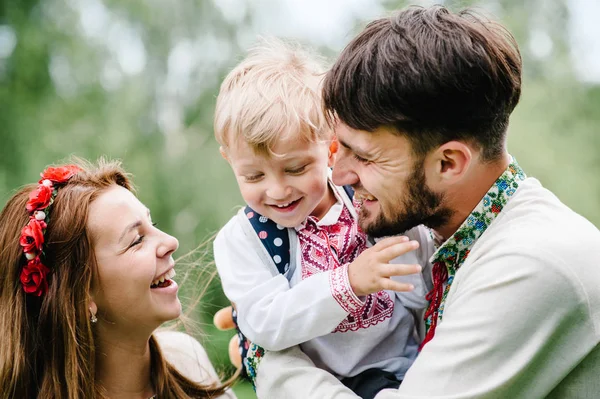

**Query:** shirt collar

left=430, top=158, right=527, bottom=270
left=317, top=177, right=344, bottom=226
left=295, top=175, right=343, bottom=230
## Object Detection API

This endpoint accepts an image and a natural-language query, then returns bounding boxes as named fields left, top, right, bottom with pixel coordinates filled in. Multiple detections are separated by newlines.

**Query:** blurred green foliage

left=1, top=0, right=598, bottom=397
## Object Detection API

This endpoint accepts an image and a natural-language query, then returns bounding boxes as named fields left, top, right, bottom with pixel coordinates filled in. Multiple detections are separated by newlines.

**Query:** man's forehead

left=335, top=124, right=365, bottom=148
left=336, top=124, right=410, bottom=153
left=335, top=124, right=383, bottom=156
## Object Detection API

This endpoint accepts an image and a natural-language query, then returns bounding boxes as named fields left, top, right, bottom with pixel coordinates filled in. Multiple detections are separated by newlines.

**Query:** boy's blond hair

left=214, top=37, right=331, bottom=156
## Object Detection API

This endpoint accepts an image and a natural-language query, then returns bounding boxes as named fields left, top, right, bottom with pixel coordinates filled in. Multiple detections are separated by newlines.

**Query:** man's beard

left=359, top=159, right=453, bottom=238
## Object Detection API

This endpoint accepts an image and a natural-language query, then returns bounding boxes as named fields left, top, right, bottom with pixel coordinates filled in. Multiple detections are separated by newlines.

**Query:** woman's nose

left=157, top=231, right=179, bottom=258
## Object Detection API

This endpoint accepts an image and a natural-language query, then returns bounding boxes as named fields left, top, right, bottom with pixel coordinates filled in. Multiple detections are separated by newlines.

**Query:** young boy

left=213, top=37, right=433, bottom=398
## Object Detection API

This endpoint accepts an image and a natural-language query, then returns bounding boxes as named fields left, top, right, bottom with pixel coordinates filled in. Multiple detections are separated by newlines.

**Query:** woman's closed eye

left=129, top=234, right=144, bottom=248
left=128, top=222, right=157, bottom=249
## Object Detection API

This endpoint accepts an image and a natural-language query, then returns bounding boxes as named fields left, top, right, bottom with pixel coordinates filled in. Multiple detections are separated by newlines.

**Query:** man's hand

left=348, top=236, right=421, bottom=296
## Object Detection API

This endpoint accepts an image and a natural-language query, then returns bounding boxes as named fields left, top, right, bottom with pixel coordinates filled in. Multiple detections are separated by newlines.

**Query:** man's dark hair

left=323, top=5, right=522, bottom=161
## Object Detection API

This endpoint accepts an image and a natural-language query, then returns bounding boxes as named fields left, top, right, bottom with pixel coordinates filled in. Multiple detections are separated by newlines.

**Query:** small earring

left=89, top=308, right=98, bottom=324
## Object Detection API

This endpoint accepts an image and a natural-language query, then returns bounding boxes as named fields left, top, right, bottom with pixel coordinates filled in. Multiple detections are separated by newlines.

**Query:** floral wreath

left=19, top=165, right=81, bottom=296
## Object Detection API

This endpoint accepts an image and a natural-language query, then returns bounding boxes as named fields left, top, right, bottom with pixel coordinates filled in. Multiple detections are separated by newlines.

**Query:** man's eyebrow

left=119, top=220, right=142, bottom=243
left=339, top=138, right=370, bottom=157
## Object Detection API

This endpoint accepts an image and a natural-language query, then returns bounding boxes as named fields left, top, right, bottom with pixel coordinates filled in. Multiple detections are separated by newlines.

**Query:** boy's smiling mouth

left=269, top=198, right=302, bottom=212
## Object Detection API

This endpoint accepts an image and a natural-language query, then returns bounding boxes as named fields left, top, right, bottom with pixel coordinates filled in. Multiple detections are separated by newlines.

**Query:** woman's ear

left=88, top=299, right=98, bottom=322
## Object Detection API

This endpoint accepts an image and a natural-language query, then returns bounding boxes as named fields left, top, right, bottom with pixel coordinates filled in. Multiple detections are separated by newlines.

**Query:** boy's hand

left=348, top=236, right=421, bottom=297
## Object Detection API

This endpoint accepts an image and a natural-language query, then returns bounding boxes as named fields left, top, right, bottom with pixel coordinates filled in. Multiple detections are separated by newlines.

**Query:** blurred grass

left=232, top=381, right=257, bottom=399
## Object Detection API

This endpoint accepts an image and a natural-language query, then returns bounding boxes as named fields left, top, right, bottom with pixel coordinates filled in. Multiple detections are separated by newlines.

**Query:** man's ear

left=428, top=141, right=473, bottom=184
left=219, top=146, right=230, bottom=162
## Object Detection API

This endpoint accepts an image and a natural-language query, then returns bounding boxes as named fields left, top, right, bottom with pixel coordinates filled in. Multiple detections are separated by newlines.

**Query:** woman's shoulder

left=154, top=330, right=221, bottom=384
left=155, top=330, right=238, bottom=398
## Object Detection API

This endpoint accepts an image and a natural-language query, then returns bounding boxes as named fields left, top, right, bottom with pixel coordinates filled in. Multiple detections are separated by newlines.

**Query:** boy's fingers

left=380, top=277, right=415, bottom=292
left=380, top=263, right=422, bottom=278
left=377, top=240, right=420, bottom=262
left=371, top=236, right=409, bottom=251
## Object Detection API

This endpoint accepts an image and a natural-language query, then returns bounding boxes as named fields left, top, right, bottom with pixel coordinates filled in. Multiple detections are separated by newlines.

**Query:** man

left=237, top=5, right=600, bottom=398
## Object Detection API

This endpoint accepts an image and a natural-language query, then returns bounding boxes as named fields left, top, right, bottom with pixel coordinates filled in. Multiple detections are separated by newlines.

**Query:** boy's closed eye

left=285, top=164, right=309, bottom=175
left=243, top=173, right=264, bottom=182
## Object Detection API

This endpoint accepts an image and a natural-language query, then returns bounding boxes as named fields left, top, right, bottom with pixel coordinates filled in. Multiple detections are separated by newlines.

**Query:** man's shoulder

left=468, top=178, right=600, bottom=320
left=488, top=177, right=599, bottom=252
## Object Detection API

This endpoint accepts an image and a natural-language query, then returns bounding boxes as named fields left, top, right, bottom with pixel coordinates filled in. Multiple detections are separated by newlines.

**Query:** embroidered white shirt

left=214, top=184, right=434, bottom=379
left=254, top=177, right=600, bottom=398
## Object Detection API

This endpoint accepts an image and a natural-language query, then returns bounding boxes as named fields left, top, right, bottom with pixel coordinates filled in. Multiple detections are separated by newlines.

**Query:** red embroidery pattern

left=297, top=205, right=394, bottom=333
left=329, top=265, right=364, bottom=314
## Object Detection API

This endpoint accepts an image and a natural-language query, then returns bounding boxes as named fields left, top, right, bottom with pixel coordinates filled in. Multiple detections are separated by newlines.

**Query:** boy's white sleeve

left=214, top=216, right=351, bottom=351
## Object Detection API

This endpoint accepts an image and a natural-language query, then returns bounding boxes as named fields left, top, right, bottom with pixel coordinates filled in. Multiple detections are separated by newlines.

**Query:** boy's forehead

left=228, top=137, right=326, bottom=165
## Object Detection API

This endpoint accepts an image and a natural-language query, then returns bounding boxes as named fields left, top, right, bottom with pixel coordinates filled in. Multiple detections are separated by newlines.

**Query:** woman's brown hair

left=0, top=158, right=232, bottom=398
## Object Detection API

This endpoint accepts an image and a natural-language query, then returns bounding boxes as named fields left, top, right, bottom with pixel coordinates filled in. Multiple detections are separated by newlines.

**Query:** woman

left=0, top=159, right=236, bottom=398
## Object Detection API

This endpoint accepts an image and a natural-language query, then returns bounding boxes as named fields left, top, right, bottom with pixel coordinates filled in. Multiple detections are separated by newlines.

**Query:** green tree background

left=1, top=0, right=598, bottom=397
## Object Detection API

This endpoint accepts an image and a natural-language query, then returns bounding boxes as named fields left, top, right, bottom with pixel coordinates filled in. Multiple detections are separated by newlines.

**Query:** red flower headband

left=19, top=165, right=81, bottom=296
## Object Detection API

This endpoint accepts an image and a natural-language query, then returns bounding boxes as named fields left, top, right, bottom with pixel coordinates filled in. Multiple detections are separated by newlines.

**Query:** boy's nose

left=266, top=182, right=292, bottom=201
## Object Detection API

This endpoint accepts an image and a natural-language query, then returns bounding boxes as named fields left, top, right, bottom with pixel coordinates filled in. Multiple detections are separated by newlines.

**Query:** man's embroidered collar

left=431, top=159, right=526, bottom=269
left=421, top=159, right=527, bottom=348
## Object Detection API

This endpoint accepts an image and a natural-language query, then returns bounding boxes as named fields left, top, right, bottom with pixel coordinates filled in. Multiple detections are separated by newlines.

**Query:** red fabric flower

left=26, top=184, right=53, bottom=212
left=20, top=258, right=51, bottom=296
left=40, top=165, right=81, bottom=183
left=19, top=218, right=47, bottom=254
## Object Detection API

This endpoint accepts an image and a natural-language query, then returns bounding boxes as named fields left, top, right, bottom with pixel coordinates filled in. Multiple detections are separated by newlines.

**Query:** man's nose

left=332, top=152, right=359, bottom=187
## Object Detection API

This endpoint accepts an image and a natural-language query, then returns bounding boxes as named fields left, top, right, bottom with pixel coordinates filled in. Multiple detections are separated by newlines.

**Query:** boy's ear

left=329, top=138, right=339, bottom=155
left=328, top=139, right=338, bottom=167
left=219, top=146, right=230, bottom=162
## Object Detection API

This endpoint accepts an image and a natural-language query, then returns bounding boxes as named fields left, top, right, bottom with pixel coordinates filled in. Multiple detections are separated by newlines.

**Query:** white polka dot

left=273, top=237, right=283, bottom=247
left=273, top=255, right=282, bottom=264
left=276, top=224, right=285, bottom=230
left=259, top=216, right=268, bottom=223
